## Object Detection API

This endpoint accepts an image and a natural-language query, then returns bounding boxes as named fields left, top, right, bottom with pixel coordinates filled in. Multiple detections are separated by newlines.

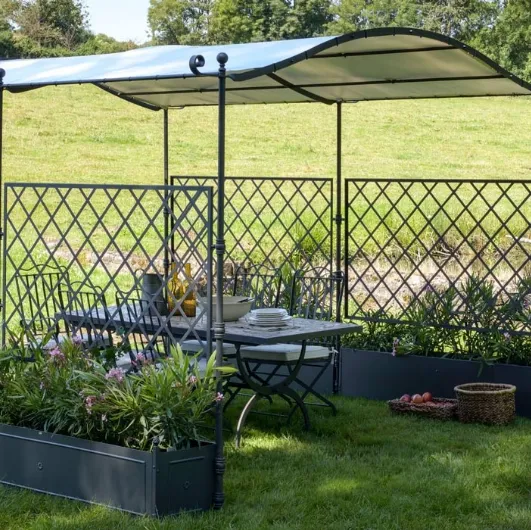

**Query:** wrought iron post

left=333, top=101, right=343, bottom=394
left=0, top=68, right=5, bottom=342
left=163, top=109, right=170, bottom=290
left=214, top=52, right=228, bottom=510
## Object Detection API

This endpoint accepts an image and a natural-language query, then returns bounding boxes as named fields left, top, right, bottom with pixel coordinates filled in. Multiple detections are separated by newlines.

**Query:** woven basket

left=454, top=383, right=516, bottom=425
left=388, top=398, right=458, bottom=421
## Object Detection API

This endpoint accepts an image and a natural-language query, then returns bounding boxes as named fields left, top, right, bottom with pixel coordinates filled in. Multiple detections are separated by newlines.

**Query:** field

left=4, top=86, right=531, bottom=184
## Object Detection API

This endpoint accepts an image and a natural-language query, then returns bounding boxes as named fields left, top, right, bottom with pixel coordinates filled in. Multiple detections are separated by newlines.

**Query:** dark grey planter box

left=340, top=348, right=531, bottom=418
left=0, top=423, right=216, bottom=516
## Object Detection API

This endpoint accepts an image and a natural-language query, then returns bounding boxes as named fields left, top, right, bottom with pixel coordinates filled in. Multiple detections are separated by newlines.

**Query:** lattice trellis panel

left=171, top=176, right=333, bottom=273
left=345, top=179, right=531, bottom=332
left=3, top=184, right=213, bottom=350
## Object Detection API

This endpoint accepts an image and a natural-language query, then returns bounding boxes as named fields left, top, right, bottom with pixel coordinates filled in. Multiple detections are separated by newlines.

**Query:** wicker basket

left=454, top=383, right=516, bottom=425
left=388, top=398, right=458, bottom=421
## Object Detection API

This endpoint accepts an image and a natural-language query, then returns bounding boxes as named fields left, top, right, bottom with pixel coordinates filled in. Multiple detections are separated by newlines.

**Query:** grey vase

left=140, top=273, right=168, bottom=316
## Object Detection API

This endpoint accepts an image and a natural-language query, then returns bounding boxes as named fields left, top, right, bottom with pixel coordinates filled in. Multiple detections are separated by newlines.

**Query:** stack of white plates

left=247, top=308, right=291, bottom=327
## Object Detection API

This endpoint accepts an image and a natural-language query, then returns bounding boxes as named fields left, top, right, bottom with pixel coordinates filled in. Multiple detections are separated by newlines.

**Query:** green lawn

left=4, top=86, right=531, bottom=184
left=1, top=397, right=531, bottom=530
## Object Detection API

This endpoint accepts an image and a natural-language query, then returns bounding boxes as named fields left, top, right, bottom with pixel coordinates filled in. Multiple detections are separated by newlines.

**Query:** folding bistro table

left=57, top=306, right=361, bottom=443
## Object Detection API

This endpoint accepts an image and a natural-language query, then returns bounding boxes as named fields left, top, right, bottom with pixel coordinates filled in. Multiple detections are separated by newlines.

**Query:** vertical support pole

left=333, top=101, right=343, bottom=395
left=0, top=69, right=5, bottom=347
left=163, top=109, right=170, bottom=296
left=213, top=51, right=228, bottom=510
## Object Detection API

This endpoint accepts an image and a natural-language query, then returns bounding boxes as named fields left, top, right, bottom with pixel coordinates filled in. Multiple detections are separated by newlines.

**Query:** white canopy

left=1, top=28, right=529, bottom=110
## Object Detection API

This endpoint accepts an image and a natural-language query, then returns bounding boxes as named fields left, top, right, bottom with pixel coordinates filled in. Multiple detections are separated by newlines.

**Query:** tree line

left=0, top=0, right=135, bottom=59
left=147, top=0, right=530, bottom=81
left=1, top=0, right=529, bottom=82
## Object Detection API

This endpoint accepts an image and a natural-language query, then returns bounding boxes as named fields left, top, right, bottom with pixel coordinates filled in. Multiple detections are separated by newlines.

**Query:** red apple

left=411, top=394, right=424, bottom=404
left=400, top=394, right=411, bottom=403
left=422, top=392, right=433, bottom=403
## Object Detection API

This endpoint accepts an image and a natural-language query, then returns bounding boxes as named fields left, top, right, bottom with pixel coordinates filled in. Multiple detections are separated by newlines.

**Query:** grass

left=3, top=86, right=531, bottom=183
left=1, top=396, right=531, bottom=529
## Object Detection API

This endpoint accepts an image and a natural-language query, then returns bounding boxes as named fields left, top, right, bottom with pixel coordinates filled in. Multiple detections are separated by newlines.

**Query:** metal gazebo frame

left=0, top=27, right=530, bottom=509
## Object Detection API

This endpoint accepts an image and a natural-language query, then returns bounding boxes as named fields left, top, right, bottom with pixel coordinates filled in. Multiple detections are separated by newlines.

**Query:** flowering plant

left=0, top=339, right=235, bottom=451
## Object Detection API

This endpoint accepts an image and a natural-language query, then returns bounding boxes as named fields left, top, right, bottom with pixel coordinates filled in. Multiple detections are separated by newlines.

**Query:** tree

left=13, top=0, right=89, bottom=50
left=473, top=0, right=531, bottom=80
left=281, top=0, right=334, bottom=38
left=417, top=0, right=500, bottom=43
left=327, top=0, right=419, bottom=34
left=148, top=0, right=215, bottom=45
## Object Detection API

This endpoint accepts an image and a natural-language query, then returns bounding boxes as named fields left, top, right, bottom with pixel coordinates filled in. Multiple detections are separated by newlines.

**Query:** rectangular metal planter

left=341, top=348, right=531, bottom=418
left=0, top=423, right=215, bottom=516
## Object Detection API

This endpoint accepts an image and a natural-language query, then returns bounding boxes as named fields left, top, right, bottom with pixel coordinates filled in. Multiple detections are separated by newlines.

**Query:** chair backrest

left=57, top=281, right=112, bottom=348
left=115, top=291, right=168, bottom=361
left=232, top=265, right=282, bottom=310
left=13, top=264, right=68, bottom=339
left=290, top=269, right=344, bottom=346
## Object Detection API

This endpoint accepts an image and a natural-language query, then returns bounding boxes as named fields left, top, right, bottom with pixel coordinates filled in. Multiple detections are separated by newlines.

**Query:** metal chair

left=12, top=264, right=69, bottom=347
left=223, top=265, right=284, bottom=410
left=238, top=268, right=343, bottom=418
left=57, top=281, right=113, bottom=349
left=115, top=291, right=169, bottom=369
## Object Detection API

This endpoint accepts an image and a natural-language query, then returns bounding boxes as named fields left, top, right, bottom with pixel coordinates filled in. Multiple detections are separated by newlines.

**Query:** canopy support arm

left=95, top=83, right=161, bottom=112
left=268, top=73, right=335, bottom=105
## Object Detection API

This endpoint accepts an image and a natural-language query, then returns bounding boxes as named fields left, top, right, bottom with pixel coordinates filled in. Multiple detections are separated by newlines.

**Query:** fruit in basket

left=399, top=394, right=411, bottom=402
left=422, top=392, right=433, bottom=403
left=411, top=394, right=423, bottom=404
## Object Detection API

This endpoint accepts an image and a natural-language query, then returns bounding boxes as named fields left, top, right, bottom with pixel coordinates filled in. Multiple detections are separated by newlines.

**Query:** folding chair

left=57, top=281, right=113, bottom=349
left=12, top=264, right=69, bottom=348
left=238, top=268, right=343, bottom=419
left=115, top=291, right=169, bottom=370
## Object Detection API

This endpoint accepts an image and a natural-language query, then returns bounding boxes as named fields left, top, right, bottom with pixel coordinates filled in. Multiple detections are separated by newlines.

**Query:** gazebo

left=0, top=27, right=529, bottom=511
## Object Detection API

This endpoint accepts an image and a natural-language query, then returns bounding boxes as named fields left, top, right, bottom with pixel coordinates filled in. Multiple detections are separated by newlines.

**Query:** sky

left=85, top=0, right=151, bottom=43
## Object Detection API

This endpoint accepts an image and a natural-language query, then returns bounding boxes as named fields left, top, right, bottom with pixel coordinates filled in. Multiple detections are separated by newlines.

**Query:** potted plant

left=0, top=337, right=234, bottom=516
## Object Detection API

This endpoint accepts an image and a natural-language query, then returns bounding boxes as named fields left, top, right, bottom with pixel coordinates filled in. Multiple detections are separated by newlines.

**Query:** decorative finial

left=189, top=55, right=205, bottom=76
left=216, top=53, right=228, bottom=66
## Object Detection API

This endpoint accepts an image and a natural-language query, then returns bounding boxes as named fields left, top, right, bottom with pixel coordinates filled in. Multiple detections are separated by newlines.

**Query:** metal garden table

left=58, top=306, right=361, bottom=444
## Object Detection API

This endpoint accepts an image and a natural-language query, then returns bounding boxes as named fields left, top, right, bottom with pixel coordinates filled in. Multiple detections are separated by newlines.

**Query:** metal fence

left=2, top=183, right=213, bottom=350
left=171, top=176, right=333, bottom=274
left=345, top=179, right=531, bottom=333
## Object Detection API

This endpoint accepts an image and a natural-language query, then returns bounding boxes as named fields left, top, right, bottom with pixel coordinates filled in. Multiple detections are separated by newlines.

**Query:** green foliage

left=346, top=274, right=531, bottom=366
left=0, top=340, right=235, bottom=451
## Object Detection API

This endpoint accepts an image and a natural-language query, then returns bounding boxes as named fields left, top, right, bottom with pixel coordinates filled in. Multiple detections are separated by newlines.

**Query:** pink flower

left=188, top=375, right=198, bottom=385
left=84, top=395, right=97, bottom=414
left=214, top=392, right=224, bottom=403
left=136, top=352, right=153, bottom=365
left=105, top=367, right=125, bottom=383
left=392, top=338, right=400, bottom=357
left=48, top=347, right=66, bottom=363
left=72, top=334, right=83, bottom=346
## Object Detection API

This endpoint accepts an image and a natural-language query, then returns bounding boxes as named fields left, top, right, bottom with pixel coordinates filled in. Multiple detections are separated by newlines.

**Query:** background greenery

left=1, top=1, right=530, bottom=83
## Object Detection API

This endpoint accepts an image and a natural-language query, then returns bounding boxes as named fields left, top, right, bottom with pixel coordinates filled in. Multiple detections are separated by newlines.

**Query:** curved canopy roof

left=1, top=28, right=530, bottom=110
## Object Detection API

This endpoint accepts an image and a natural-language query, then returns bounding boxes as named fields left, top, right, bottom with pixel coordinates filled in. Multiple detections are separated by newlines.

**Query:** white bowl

left=198, top=296, right=252, bottom=322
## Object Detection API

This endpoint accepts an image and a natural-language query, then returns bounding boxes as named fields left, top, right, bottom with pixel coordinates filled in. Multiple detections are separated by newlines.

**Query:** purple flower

left=72, top=334, right=83, bottom=346
left=423, top=284, right=434, bottom=294
left=105, top=367, right=125, bottom=383
left=214, top=392, right=224, bottom=403
left=392, top=338, right=400, bottom=357
left=48, top=347, right=66, bottom=363
left=503, top=332, right=511, bottom=342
